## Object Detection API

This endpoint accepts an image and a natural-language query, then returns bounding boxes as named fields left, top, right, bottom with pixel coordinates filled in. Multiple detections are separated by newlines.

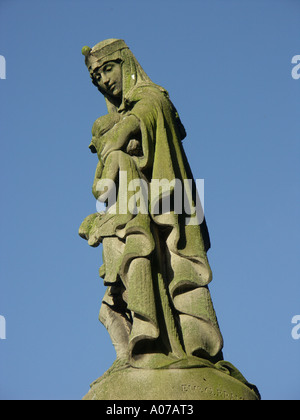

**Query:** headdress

left=82, top=39, right=129, bottom=74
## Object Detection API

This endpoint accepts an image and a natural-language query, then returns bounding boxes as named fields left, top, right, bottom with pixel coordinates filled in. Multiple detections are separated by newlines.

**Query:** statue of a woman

left=77, top=40, right=261, bottom=373
left=79, top=39, right=223, bottom=370
left=79, top=40, right=261, bottom=401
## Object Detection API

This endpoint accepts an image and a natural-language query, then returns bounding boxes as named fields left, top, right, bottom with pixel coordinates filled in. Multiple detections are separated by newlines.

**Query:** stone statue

left=79, top=39, right=260, bottom=400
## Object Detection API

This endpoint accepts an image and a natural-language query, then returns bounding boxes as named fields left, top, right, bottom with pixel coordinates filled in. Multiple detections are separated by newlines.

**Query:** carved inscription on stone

left=181, top=384, right=244, bottom=400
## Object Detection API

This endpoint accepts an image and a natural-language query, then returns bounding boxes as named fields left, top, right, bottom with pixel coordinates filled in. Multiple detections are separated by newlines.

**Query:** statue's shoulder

left=126, top=84, right=186, bottom=140
left=127, top=84, right=171, bottom=106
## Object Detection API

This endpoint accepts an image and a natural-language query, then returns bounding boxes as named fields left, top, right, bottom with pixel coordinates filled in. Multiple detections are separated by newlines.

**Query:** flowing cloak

left=83, top=83, right=224, bottom=366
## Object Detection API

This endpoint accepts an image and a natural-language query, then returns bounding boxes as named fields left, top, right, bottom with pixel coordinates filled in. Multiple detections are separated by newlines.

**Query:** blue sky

left=0, top=0, right=299, bottom=400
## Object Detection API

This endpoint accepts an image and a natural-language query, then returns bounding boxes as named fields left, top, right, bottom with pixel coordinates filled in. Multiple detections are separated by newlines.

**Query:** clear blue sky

left=0, top=0, right=299, bottom=400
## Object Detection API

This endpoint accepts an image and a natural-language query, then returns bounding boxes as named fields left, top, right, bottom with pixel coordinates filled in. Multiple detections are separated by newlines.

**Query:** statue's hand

left=126, top=139, right=142, bottom=156
left=79, top=213, right=99, bottom=240
left=79, top=213, right=107, bottom=247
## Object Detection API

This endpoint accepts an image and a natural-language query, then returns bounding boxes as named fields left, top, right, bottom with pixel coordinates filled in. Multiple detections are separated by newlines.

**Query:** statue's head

left=82, top=39, right=154, bottom=111
left=82, top=39, right=127, bottom=107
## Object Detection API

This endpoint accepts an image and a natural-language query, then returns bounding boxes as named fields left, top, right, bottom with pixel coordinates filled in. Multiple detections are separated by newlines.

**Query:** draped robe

left=81, top=83, right=224, bottom=368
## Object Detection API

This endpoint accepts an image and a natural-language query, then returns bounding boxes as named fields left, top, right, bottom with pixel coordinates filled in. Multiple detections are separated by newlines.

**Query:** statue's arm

left=101, top=115, right=141, bottom=161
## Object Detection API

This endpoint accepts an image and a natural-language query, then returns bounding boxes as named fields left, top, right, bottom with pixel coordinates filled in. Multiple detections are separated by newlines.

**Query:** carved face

left=93, top=61, right=123, bottom=101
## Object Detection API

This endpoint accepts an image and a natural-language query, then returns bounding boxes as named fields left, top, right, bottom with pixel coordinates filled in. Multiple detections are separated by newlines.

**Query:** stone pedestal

left=83, top=367, right=259, bottom=401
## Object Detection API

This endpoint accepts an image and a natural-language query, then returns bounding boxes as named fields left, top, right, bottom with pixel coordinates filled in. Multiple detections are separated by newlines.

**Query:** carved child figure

left=89, top=112, right=143, bottom=202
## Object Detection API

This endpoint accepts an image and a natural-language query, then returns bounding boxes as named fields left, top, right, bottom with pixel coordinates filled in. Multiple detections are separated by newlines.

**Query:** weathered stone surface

left=80, top=38, right=224, bottom=370
left=83, top=367, right=259, bottom=401
left=79, top=38, right=260, bottom=400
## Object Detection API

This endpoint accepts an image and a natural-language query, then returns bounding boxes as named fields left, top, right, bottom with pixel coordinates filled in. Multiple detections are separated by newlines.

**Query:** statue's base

left=83, top=366, right=259, bottom=401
